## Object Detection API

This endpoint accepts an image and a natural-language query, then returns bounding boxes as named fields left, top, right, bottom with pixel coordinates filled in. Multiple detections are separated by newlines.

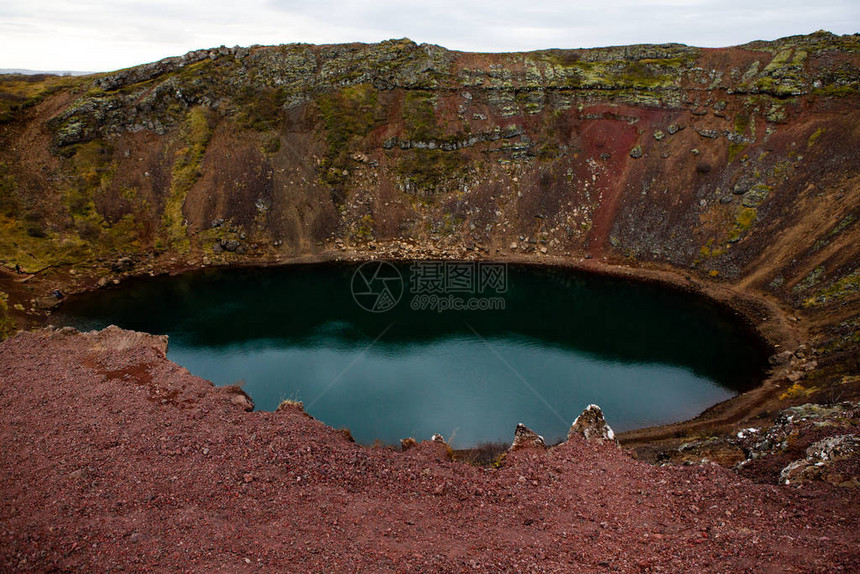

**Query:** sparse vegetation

left=397, top=149, right=471, bottom=196
left=728, top=207, right=757, bottom=242
left=316, top=84, right=380, bottom=187
left=0, top=291, right=16, bottom=340
left=403, top=90, right=438, bottom=140
left=162, top=106, right=214, bottom=249
left=352, top=214, right=374, bottom=242
left=236, top=86, right=285, bottom=131
left=803, top=270, right=860, bottom=307
left=452, top=441, right=509, bottom=467
left=277, top=399, right=304, bottom=412
left=0, top=73, right=82, bottom=124
left=807, top=127, right=825, bottom=148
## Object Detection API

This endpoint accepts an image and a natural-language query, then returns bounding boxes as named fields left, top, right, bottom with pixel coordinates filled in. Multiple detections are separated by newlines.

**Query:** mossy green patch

left=397, top=149, right=470, bottom=196
left=0, top=291, right=16, bottom=340
left=700, top=238, right=726, bottom=258
left=162, top=106, right=214, bottom=250
left=352, top=214, right=374, bottom=242
left=0, top=214, right=91, bottom=271
left=403, top=90, right=438, bottom=140
left=728, top=206, right=757, bottom=242
left=236, top=86, right=286, bottom=132
left=316, top=83, right=381, bottom=187
left=807, top=127, right=825, bottom=148
left=728, top=142, right=748, bottom=163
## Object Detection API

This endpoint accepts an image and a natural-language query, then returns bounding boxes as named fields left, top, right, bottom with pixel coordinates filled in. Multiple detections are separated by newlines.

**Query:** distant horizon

left=1, top=29, right=856, bottom=77
left=1, top=0, right=857, bottom=72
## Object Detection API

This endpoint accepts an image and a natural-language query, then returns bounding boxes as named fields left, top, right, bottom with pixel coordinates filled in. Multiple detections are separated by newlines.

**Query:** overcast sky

left=1, top=0, right=858, bottom=72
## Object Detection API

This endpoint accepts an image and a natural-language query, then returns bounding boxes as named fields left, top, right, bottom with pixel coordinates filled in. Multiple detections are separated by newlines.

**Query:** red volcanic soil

left=1, top=327, right=859, bottom=572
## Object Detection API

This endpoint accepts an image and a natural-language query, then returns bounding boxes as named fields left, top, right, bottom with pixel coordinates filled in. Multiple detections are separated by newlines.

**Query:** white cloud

left=0, top=0, right=857, bottom=71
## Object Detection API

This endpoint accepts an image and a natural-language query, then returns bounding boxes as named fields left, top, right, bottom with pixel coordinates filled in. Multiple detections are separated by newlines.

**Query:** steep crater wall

left=0, top=32, right=857, bottom=411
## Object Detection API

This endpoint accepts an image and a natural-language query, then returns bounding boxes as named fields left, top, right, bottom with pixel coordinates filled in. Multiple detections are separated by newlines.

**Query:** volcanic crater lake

left=58, top=263, right=768, bottom=448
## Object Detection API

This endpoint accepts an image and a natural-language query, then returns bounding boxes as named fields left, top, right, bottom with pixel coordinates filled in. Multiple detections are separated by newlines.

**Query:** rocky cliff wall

left=0, top=32, right=857, bottom=390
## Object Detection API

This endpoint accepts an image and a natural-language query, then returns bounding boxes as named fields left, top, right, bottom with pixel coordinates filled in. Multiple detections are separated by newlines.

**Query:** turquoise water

left=57, top=263, right=768, bottom=447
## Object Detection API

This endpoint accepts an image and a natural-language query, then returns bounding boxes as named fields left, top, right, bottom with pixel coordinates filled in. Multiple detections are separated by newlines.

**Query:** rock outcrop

left=568, top=404, right=618, bottom=444
left=780, top=434, right=860, bottom=486
left=508, top=423, right=547, bottom=451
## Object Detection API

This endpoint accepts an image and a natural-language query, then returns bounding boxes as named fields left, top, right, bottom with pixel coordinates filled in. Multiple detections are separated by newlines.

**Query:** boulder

left=568, top=404, right=617, bottom=443
left=509, top=423, right=547, bottom=451
left=742, top=184, right=771, bottom=207
left=222, top=239, right=241, bottom=252
left=769, top=350, right=795, bottom=366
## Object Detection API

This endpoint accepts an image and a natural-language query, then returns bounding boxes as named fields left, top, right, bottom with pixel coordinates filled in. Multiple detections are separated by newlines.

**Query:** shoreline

left=6, top=243, right=803, bottom=453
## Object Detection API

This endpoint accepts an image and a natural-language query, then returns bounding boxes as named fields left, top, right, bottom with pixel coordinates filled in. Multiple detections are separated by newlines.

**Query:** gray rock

left=742, top=184, right=771, bottom=207
left=696, top=129, right=720, bottom=139
left=732, top=178, right=754, bottom=194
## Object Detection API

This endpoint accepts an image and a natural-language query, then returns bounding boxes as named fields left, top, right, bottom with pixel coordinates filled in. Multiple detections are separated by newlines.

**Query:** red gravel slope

left=1, top=327, right=858, bottom=572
